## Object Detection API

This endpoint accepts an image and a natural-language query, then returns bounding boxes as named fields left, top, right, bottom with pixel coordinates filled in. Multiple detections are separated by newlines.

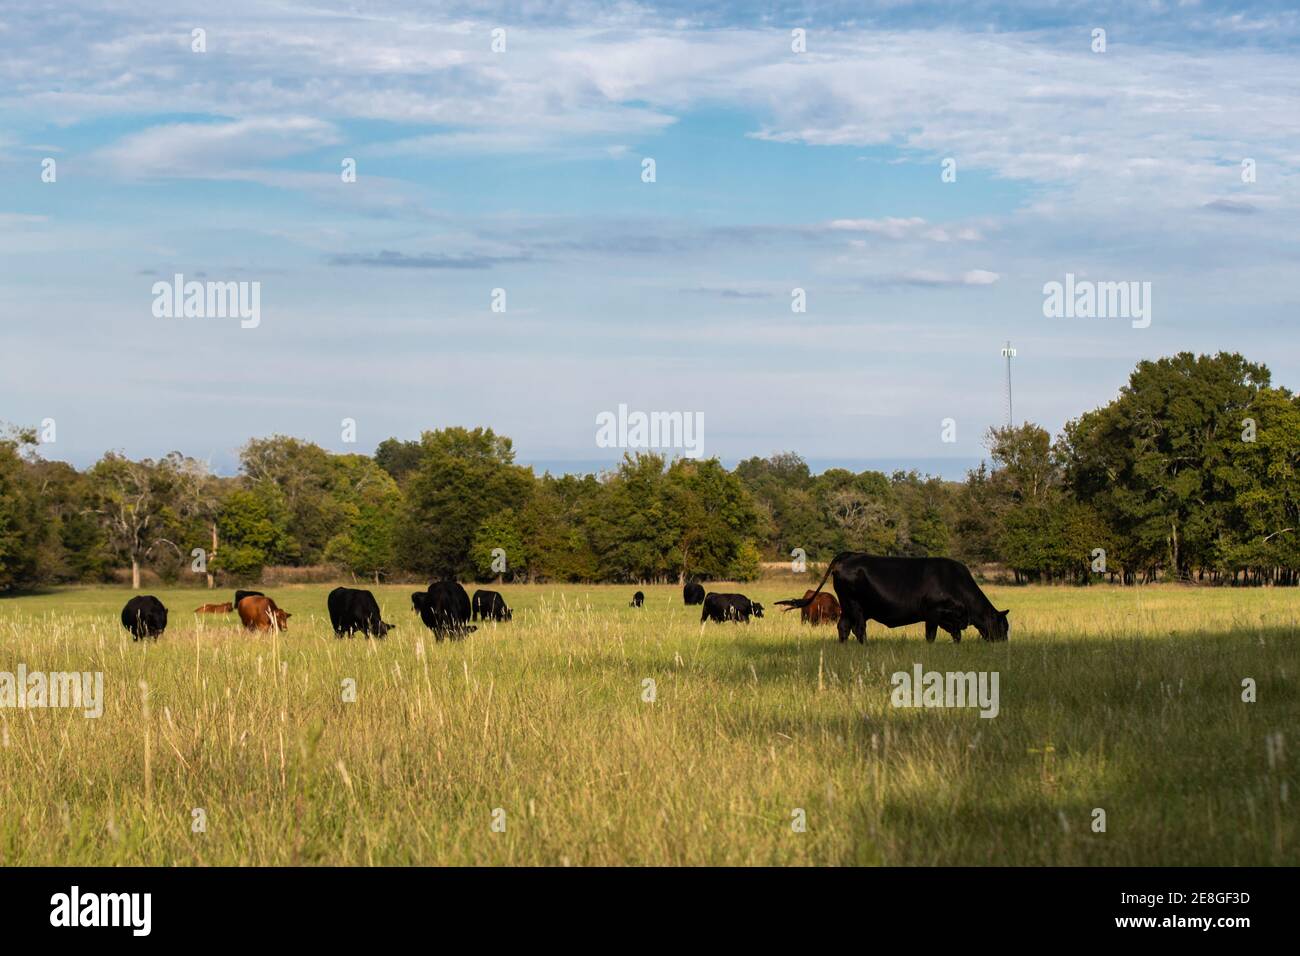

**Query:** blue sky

left=1, top=1, right=1298, bottom=475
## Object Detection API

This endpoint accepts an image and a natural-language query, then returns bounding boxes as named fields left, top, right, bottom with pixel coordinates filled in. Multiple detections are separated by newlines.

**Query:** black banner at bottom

left=0, top=866, right=1280, bottom=942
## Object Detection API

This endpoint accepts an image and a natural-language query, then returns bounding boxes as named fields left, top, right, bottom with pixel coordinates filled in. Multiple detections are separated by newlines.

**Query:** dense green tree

left=952, top=463, right=1001, bottom=567
left=890, top=471, right=953, bottom=557
left=517, top=475, right=601, bottom=581
left=814, top=468, right=896, bottom=554
left=1215, top=386, right=1300, bottom=583
left=212, top=485, right=293, bottom=582
left=240, top=436, right=348, bottom=564
left=374, top=438, right=423, bottom=483
left=322, top=455, right=402, bottom=582
left=0, top=430, right=44, bottom=590
left=468, top=508, right=527, bottom=581
left=87, top=452, right=188, bottom=589
left=397, top=427, right=534, bottom=577
left=729, top=540, right=763, bottom=581
left=735, top=453, right=827, bottom=558
left=1061, top=352, right=1267, bottom=582
left=586, top=453, right=679, bottom=581
left=663, top=457, right=757, bottom=579
left=6, top=351, right=1299, bottom=590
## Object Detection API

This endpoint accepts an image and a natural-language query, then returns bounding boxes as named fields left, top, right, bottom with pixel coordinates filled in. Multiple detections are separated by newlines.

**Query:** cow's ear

left=999, top=609, right=1010, bottom=618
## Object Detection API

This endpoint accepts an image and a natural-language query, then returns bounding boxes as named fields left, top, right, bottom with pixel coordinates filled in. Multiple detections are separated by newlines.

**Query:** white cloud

left=93, top=117, right=339, bottom=179
left=4, top=9, right=1294, bottom=217
left=874, top=269, right=1002, bottom=287
left=830, top=217, right=984, bottom=241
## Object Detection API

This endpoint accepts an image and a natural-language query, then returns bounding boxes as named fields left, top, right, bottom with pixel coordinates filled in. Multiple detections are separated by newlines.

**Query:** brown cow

left=193, top=602, right=234, bottom=613
left=785, top=589, right=840, bottom=626
left=236, top=595, right=290, bottom=632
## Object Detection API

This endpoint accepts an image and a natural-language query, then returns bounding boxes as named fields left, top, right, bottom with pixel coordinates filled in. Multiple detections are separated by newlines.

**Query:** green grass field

left=0, top=581, right=1295, bottom=865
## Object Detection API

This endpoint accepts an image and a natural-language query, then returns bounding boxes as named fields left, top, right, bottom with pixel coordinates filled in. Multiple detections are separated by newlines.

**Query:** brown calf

left=236, top=595, right=290, bottom=632
left=786, top=588, right=840, bottom=626
left=194, top=602, right=234, bottom=613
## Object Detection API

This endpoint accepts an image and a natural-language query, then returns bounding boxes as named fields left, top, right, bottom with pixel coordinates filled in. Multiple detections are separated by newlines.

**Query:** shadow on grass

left=715, top=627, right=1298, bottom=864
left=0, top=585, right=65, bottom=599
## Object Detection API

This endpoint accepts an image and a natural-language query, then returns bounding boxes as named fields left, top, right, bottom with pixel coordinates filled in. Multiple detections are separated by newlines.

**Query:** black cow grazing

left=471, top=589, right=512, bottom=622
left=700, top=592, right=764, bottom=623
left=327, top=587, right=395, bottom=638
left=630, top=590, right=645, bottom=607
left=683, top=581, right=705, bottom=605
left=413, top=581, right=476, bottom=640
left=121, top=595, right=168, bottom=641
left=775, top=552, right=1009, bottom=644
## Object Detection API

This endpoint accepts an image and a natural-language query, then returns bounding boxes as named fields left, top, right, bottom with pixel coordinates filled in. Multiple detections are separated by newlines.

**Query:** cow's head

left=751, top=602, right=764, bottom=618
left=980, top=609, right=1010, bottom=641
left=272, top=608, right=291, bottom=630
left=376, top=621, right=395, bottom=638
left=410, top=592, right=426, bottom=612
left=503, top=607, right=513, bottom=621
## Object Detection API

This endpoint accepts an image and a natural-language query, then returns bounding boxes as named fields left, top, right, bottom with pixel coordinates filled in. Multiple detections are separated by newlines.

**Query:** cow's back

left=429, top=581, right=471, bottom=623
left=121, top=595, right=167, bottom=638
left=350, top=589, right=381, bottom=627
left=237, top=595, right=274, bottom=629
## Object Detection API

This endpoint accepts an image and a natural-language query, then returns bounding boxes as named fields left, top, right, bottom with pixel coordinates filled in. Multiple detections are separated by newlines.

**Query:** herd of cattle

left=118, top=553, right=1012, bottom=645
left=120, top=581, right=512, bottom=642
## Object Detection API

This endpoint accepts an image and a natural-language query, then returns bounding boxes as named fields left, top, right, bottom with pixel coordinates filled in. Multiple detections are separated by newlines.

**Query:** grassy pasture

left=0, top=581, right=1295, bottom=866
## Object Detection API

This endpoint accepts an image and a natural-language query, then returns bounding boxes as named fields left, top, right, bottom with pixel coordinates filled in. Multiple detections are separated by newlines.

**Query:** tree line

left=1, top=352, right=1297, bottom=590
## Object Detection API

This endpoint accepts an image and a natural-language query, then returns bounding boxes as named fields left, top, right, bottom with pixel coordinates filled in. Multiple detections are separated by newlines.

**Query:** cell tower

left=1000, top=341, right=1016, bottom=426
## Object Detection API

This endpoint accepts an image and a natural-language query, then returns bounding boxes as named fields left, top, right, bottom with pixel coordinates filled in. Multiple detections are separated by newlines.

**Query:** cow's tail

left=775, top=552, right=849, bottom=609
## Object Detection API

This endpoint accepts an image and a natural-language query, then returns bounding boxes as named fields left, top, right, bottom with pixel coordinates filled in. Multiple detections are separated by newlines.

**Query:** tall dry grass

left=0, top=582, right=1294, bottom=865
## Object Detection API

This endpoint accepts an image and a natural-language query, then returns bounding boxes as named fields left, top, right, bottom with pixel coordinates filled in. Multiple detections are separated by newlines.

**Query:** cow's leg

left=837, top=605, right=853, bottom=642
left=935, top=604, right=967, bottom=644
left=925, top=621, right=938, bottom=642
left=839, top=601, right=866, bottom=643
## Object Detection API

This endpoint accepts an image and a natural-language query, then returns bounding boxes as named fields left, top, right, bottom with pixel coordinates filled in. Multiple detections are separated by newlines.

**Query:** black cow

left=775, top=552, right=1009, bottom=644
left=630, top=590, right=645, bottom=607
left=327, top=587, right=395, bottom=638
left=700, top=592, right=764, bottom=623
left=472, top=589, right=512, bottom=622
left=683, top=581, right=705, bottom=605
left=234, top=589, right=264, bottom=608
left=412, top=581, right=476, bottom=640
left=121, top=595, right=168, bottom=640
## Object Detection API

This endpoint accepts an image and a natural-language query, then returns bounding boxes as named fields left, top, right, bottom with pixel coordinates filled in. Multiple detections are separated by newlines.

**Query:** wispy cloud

left=94, top=117, right=339, bottom=179
left=829, top=217, right=984, bottom=242
left=3, top=2, right=1298, bottom=466
left=326, top=250, right=533, bottom=269
left=1203, top=198, right=1258, bottom=215
left=868, top=269, right=1001, bottom=287
left=683, top=286, right=775, bottom=299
